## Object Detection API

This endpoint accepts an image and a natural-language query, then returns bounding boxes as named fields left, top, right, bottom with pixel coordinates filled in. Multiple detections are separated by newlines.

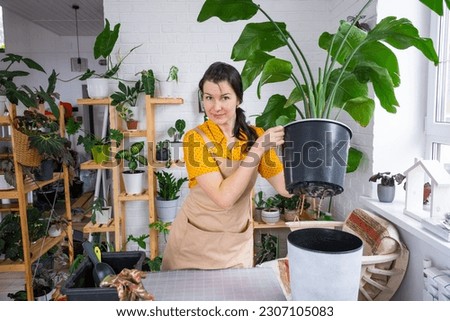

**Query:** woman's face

left=202, top=80, right=240, bottom=128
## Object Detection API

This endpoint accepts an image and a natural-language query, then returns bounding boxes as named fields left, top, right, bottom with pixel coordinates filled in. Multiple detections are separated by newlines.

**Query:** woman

left=161, top=62, right=291, bottom=270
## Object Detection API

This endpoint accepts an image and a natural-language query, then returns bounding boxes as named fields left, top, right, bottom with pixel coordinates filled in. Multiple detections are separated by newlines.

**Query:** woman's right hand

left=254, top=125, right=285, bottom=153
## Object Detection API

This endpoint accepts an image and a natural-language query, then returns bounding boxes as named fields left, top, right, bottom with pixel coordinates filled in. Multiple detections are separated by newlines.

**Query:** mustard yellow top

left=183, top=120, right=283, bottom=188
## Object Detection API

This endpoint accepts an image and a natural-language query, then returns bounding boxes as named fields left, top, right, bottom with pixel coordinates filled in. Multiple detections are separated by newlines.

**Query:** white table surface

left=142, top=267, right=286, bottom=301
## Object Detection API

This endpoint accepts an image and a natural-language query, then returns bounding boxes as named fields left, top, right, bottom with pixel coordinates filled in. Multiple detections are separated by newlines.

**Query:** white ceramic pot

left=122, top=170, right=145, bottom=195
left=95, top=206, right=112, bottom=224
left=158, top=81, right=176, bottom=97
left=261, top=208, right=280, bottom=225
left=86, top=78, right=109, bottom=99
left=48, top=225, right=62, bottom=237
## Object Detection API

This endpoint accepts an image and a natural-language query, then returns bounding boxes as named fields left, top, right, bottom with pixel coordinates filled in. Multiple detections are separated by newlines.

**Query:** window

left=426, top=9, right=450, bottom=173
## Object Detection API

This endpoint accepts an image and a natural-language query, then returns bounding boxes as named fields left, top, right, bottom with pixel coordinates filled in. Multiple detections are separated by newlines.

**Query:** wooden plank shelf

left=77, top=98, right=111, bottom=105
left=253, top=220, right=288, bottom=229
left=83, top=219, right=115, bottom=233
left=118, top=190, right=150, bottom=201
left=124, top=130, right=147, bottom=137
left=29, top=232, right=66, bottom=264
left=0, top=260, right=26, bottom=272
left=0, top=202, right=19, bottom=212
left=0, top=232, right=66, bottom=273
left=80, top=160, right=118, bottom=170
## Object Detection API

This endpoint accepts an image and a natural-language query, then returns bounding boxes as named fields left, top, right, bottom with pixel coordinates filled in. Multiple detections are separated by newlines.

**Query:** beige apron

left=161, top=127, right=257, bottom=270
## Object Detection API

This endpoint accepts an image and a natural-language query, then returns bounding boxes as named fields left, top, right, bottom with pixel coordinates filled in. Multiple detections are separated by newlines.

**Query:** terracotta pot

left=127, top=120, right=138, bottom=130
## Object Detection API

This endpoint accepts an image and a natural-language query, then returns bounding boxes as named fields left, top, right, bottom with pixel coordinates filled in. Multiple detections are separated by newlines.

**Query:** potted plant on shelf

left=154, top=170, right=188, bottom=222
left=158, top=65, right=179, bottom=98
left=369, top=171, right=406, bottom=203
left=77, top=128, right=123, bottom=164
left=14, top=109, right=75, bottom=179
left=155, top=140, right=171, bottom=163
left=90, top=196, right=112, bottom=225
left=261, top=195, right=281, bottom=225
left=110, top=80, right=144, bottom=130
left=167, top=119, right=186, bottom=162
left=115, top=141, right=149, bottom=195
left=197, top=0, right=439, bottom=199
left=71, top=19, right=142, bottom=99
left=252, top=190, right=266, bottom=222
left=138, top=69, right=156, bottom=97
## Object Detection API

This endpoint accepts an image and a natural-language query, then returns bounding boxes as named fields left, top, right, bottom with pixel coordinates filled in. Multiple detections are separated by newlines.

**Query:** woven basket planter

left=12, top=126, right=42, bottom=167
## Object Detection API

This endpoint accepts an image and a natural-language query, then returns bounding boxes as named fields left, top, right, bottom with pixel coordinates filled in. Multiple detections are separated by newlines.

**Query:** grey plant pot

left=377, top=184, right=395, bottom=203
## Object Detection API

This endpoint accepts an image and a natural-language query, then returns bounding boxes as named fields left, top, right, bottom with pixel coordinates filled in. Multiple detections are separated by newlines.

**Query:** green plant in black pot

left=197, top=0, right=439, bottom=197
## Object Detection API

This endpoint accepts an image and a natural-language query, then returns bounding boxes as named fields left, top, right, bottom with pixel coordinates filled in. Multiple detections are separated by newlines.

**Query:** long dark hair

left=199, top=62, right=258, bottom=147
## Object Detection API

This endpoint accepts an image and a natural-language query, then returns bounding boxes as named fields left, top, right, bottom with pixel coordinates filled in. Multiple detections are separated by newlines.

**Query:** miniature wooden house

left=403, top=159, right=450, bottom=220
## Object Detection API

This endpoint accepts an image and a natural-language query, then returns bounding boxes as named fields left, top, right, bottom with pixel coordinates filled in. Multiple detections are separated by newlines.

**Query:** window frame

left=426, top=9, right=450, bottom=160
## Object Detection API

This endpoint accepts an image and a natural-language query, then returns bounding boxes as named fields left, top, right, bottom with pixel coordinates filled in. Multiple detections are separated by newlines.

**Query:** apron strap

left=193, top=127, right=218, bottom=158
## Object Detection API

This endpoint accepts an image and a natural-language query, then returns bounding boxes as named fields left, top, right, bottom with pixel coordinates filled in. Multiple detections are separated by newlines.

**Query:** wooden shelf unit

left=77, top=96, right=183, bottom=256
left=0, top=104, right=73, bottom=300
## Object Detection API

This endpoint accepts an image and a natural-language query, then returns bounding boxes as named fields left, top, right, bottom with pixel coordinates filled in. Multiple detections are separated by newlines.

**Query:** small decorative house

left=403, top=159, right=450, bottom=220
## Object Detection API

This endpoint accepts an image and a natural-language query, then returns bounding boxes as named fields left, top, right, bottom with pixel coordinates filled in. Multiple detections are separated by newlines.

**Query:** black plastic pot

left=283, top=119, right=352, bottom=197
left=70, top=177, right=84, bottom=198
left=34, top=159, right=55, bottom=181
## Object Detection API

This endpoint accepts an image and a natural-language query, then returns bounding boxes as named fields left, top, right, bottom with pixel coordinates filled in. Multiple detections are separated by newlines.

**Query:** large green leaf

left=257, top=58, right=292, bottom=98
left=421, top=0, right=445, bottom=14
left=346, top=147, right=363, bottom=173
left=255, top=94, right=296, bottom=129
left=367, top=16, right=439, bottom=65
left=197, top=0, right=258, bottom=22
left=241, top=51, right=274, bottom=90
left=319, top=22, right=401, bottom=87
left=327, top=69, right=369, bottom=109
left=350, top=42, right=400, bottom=87
left=319, top=22, right=367, bottom=65
left=94, top=19, right=120, bottom=59
left=353, top=61, right=398, bottom=113
left=231, top=22, right=288, bottom=61
left=342, top=96, right=375, bottom=127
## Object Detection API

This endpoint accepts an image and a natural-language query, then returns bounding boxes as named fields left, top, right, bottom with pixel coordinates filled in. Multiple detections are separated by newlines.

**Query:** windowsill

left=360, top=196, right=450, bottom=256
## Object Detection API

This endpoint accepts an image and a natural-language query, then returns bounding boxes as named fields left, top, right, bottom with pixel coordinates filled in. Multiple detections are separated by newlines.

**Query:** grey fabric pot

left=288, top=228, right=363, bottom=301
